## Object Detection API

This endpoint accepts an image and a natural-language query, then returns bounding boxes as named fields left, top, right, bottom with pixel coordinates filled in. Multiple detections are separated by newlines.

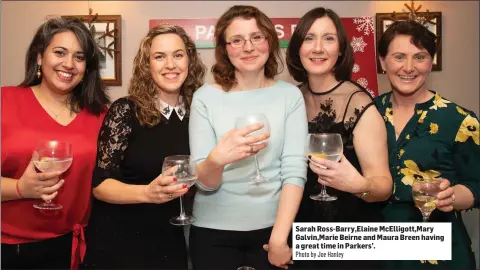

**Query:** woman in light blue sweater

left=188, top=5, right=308, bottom=270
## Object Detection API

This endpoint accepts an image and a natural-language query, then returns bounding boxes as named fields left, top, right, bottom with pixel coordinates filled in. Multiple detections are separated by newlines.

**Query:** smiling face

left=380, top=34, right=433, bottom=96
left=299, top=17, right=340, bottom=79
left=224, top=17, right=270, bottom=75
left=37, top=31, right=86, bottom=94
left=149, top=33, right=189, bottom=95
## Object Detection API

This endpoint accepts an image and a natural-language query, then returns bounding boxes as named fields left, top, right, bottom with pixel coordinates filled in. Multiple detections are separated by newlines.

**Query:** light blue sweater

left=189, top=80, right=308, bottom=231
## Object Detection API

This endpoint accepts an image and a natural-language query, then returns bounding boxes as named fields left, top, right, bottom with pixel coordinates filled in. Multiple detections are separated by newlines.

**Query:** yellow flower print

left=420, top=260, right=438, bottom=265
left=456, top=106, right=468, bottom=116
left=400, top=160, right=441, bottom=186
left=384, top=108, right=394, bottom=124
left=406, top=134, right=411, bottom=140
left=455, top=115, right=479, bottom=145
left=429, top=93, right=451, bottom=110
left=398, top=149, right=405, bottom=158
left=418, top=111, right=428, bottom=124
left=429, top=123, right=439, bottom=134
left=382, top=96, right=386, bottom=105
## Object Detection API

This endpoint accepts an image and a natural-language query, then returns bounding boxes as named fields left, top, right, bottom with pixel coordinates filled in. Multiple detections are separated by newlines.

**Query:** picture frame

left=375, top=12, right=442, bottom=73
left=62, top=15, right=122, bottom=86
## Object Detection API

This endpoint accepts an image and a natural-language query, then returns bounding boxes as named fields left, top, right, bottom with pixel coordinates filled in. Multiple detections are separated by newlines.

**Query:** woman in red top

left=1, top=17, right=109, bottom=269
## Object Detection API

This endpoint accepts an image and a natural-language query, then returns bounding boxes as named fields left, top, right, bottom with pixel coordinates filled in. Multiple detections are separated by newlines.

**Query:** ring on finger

left=250, top=145, right=254, bottom=153
left=168, top=193, right=173, bottom=199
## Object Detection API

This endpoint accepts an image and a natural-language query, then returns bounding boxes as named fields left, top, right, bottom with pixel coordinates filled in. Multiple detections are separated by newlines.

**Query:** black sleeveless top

left=296, top=80, right=383, bottom=223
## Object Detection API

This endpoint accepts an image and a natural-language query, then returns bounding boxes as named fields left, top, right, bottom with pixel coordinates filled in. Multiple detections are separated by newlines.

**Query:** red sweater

left=1, top=86, right=106, bottom=269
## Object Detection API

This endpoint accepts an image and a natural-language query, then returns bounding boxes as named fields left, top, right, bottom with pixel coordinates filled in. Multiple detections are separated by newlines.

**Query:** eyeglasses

left=226, top=34, right=267, bottom=48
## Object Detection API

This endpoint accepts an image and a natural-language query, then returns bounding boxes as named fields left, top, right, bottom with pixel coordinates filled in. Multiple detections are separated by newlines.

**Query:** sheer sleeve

left=92, top=98, right=134, bottom=188
left=343, top=83, right=375, bottom=132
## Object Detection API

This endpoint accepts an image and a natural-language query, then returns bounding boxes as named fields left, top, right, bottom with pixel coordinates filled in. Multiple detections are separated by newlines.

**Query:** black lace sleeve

left=92, top=97, right=134, bottom=188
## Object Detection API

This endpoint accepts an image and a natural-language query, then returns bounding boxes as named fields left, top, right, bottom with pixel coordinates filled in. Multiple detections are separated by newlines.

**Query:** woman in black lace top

left=286, top=7, right=392, bottom=269
left=82, top=25, right=206, bottom=269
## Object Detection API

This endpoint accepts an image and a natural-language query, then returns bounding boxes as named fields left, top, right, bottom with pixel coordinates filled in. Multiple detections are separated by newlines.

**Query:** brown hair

left=377, top=20, right=437, bottom=59
left=19, top=17, right=109, bottom=115
left=211, top=5, right=283, bottom=91
left=286, top=7, right=354, bottom=83
left=129, top=24, right=206, bottom=127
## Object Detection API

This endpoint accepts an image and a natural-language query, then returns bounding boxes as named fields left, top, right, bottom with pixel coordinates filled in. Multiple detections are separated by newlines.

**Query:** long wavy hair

left=129, top=24, right=206, bottom=127
left=19, top=17, right=109, bottom=115
left=211, top=5, right=283, bottom=91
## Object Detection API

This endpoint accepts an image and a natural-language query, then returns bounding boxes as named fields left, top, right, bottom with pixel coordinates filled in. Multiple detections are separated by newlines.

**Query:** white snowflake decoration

left=357, top=77, right=368, bottom=88
left=351, top=36, right=367, bottom=53
left=352, top=63, right=360, bottom=73
left=353, top=17, right=375, bottom=36
left=366, top=88, right=376, bottom=97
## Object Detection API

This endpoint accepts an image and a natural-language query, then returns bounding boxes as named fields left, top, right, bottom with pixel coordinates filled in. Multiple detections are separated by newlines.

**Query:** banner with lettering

left=150, top=17, right=378, bottom=96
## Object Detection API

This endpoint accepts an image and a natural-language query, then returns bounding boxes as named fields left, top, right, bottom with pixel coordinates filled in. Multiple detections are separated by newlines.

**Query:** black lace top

left=83, top=97, right=189, bottom=269
left=296, top=80, right=383, bottom=222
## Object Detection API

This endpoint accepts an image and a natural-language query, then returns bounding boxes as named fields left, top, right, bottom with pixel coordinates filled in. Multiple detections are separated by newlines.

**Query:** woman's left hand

left=435, top=178, right=455, bottom=212
left=263, top=243, right=293, bottom=269
left=309, top=155, right=366, bottom=194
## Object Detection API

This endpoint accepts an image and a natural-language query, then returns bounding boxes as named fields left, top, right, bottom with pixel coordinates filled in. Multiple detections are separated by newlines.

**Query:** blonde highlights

left=129, top=24, right=206, bottom=127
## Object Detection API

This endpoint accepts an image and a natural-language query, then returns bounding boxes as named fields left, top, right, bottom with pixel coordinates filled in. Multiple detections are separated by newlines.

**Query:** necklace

left=33, top=87, right=70, bottom=119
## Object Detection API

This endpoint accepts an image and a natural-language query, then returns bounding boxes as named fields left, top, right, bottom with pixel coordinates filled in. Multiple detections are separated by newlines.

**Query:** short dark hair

left=286, top=7, right=354, bottom=83
left=19, top=17, right=109, bottom=115
left=211, top=5, right=283, bottom=91
left=377, top=20, right=437, bottom=59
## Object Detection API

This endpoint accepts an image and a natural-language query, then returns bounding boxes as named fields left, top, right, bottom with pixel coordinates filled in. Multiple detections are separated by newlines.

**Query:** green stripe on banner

left=195, top=41, right=215, bottom=49
left=195, top=41, right=291, bottom=49
left=280, top=40, right=290, bottom=48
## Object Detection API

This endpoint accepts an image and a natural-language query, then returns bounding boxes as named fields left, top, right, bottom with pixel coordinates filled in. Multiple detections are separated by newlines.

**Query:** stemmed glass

left=234, top=113, right=270, bottom=185
left=32, top=140, right=73, bottom=210
left=412, top=178, right=441, bottom=222
left=162, top=155, right=198, bottom=226
left=306, top=133, right=343, bottom=201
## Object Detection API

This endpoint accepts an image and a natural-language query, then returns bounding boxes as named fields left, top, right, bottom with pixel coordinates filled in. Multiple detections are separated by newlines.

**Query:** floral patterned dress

left=375, top=91, right=479, bottom=270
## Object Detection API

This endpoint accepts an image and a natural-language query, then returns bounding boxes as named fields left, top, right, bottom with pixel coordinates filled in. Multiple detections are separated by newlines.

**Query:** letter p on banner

left=292, top=222, right=452, bottom=261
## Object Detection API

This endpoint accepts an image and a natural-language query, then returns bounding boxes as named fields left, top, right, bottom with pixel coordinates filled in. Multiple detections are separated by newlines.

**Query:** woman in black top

left=285, top=7, right=392, bottom=269
left=82, top=24, right=206, bottom=269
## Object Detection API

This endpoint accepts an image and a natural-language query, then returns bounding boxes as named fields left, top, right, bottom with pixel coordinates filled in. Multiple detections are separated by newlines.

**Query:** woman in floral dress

left=375, top=20, right=479, bottom=269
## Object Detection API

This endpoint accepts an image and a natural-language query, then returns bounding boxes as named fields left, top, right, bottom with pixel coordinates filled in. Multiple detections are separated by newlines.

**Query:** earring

left=36, top=65, right=42, bottom=79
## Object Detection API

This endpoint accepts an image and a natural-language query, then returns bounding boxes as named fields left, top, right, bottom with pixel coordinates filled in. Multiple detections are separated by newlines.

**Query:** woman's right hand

left=208, top=123, right=270, bottom=167
left=143, top=166, right=189, bottom=204
left=17, top=161, right=64, bottom=201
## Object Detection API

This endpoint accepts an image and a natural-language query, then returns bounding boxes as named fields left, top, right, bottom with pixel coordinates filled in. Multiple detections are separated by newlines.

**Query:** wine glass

left=32, top=140, right=73, bottom=210
left=234, top=113, right=270, bottom=185
left=412, top=178, right=441, bottom=222
left=306, top=133, right=343, bottom=201
left=162, top=155, right=197, bottom=226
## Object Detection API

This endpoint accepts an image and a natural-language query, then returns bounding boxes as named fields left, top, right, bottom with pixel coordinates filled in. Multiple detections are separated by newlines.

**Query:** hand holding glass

left=32, top=140, right=73, bottom=210
left=306, top=133, right=343, bottom=201
left=412, top=178, right=441, bottom=222
left=234, top=113, right=270, bottom=184
left=162, top=155, right=197, bottom=226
